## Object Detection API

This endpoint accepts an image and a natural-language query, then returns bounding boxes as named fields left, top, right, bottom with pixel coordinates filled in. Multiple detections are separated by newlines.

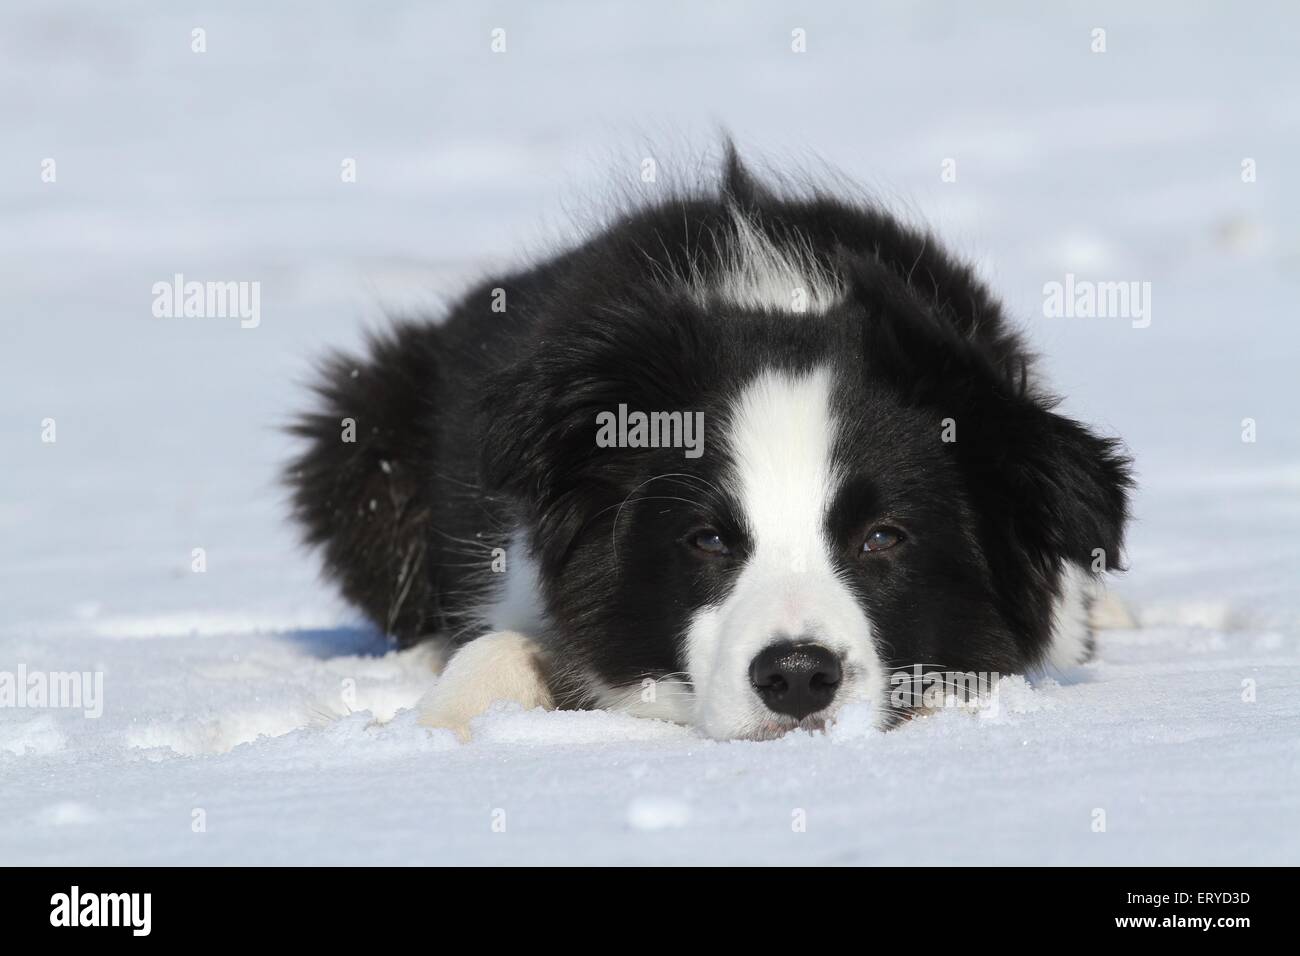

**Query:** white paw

left=417, top=631, right=554, bottom=741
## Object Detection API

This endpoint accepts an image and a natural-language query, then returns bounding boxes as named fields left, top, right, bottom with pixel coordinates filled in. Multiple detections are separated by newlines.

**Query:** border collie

left=287, top=150, right=1132, bottom=740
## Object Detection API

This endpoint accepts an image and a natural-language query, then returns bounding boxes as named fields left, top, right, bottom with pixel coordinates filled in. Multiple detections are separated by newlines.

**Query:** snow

left=2, top=1, right=1299, bottom=865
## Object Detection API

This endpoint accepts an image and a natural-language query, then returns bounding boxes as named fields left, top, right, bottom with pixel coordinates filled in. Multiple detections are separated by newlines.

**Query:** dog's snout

left=749, top=641, right=842, bottom=719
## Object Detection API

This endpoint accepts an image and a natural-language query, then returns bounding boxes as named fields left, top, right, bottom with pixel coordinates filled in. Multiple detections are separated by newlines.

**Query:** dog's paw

left=417, top=704, right=476, bottom=742
left=417, top=631, right=554, bottom=742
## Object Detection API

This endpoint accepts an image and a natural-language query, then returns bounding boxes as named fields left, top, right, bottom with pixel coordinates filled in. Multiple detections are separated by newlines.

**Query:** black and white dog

left=287, top=151, right=1132, bottom=740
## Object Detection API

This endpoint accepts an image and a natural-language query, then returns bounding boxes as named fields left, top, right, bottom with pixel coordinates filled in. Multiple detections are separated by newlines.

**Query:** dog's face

left=543, top=356, right=1016, bottom=739
left=483, top=291, right=1130, bottom=740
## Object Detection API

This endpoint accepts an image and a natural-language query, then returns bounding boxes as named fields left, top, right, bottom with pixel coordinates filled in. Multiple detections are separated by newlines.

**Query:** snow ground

left=2, top=2, right=1298, bottom=865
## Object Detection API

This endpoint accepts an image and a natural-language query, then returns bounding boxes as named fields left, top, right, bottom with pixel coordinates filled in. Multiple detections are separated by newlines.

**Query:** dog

left=286, top=149, right=1132, bottom=740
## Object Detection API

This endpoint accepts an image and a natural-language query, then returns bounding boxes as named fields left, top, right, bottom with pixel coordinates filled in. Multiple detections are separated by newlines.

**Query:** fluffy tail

left=285, top=321, right=443, bottom=645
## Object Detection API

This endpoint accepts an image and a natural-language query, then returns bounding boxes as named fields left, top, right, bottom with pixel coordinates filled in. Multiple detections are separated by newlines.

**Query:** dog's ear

left=478, top=290, right=712, bottom=573
left=960, top=397, right=1133, bottom=576
left=846, top=252, right=1133, bottom=577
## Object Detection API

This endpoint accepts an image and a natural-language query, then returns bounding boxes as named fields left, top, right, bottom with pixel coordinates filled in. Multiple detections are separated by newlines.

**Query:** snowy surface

left=2, top=1, right=1298, bottom=865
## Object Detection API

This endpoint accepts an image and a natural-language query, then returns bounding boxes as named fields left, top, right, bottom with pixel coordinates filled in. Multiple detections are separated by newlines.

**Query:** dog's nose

left=749, top=641, right=842, bottom=719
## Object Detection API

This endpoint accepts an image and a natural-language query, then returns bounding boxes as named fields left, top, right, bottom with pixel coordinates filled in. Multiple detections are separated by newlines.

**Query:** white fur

left=686, top=366, right=884, bottom=739
left=594, top=679, right=697, bottom=724
left=1089, top=588, right=1136, bottom=630
left=687, top=208, right=845, bottom=314
left=418, top=630, right=553, bottom=740
left=483, top=539, right=545, bottom=634
left=1045, top=562, right=1098, bottom=670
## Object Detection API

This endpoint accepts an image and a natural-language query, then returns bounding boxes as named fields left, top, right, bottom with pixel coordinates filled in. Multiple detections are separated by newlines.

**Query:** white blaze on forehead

left=727, top=366, right=839, bottom=578
left=685, top=365, right=885, bottom=739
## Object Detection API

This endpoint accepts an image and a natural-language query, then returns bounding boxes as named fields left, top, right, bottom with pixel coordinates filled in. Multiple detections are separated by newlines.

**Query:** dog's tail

left=284, top=321, right=443, bottom=645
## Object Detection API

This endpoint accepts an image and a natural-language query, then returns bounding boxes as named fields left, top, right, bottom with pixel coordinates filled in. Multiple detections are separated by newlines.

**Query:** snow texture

left=2, top=1, right=1298, bottom=865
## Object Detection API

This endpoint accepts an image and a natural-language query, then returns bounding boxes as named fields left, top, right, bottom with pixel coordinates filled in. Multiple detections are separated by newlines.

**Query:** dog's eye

left=688, top=529, right=731, bottom=557
left=862, top=527, right=904, bottom=553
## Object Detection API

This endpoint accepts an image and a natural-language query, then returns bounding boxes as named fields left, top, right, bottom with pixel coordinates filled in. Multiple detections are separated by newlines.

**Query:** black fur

left=286, top=151, right=1133, bottom=724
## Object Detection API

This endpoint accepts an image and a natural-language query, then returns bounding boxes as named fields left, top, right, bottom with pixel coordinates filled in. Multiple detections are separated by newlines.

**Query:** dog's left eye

left=688, top=529, right=731, bottom=557
left=862, top=527, right=904, bottom=553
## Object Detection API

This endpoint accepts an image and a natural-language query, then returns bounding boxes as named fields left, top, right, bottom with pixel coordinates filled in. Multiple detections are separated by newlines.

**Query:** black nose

left=749, top=641, right=842, bottom=719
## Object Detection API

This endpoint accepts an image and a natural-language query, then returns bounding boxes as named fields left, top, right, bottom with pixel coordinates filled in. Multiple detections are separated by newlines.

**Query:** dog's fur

left=286, top=151, right=1132, bottom=740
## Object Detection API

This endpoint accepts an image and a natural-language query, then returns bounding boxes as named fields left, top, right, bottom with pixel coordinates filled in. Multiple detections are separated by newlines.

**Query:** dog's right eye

left=861, top=525, right=905, bottom=554
left=687, top=529, right=731, bottom=557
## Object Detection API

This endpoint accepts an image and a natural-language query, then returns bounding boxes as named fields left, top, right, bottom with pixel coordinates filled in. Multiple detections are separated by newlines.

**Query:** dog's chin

left=707, top=711, right=833, bottom=741
left=750, top=714, right=830, bottom=740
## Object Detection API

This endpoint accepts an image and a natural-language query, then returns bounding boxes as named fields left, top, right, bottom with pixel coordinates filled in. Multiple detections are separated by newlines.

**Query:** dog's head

left=481, top=231, right=1131, bottom=740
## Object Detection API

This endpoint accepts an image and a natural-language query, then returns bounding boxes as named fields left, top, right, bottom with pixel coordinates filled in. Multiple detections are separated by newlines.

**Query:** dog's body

left=287, top=153, right=1131, bottom=740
